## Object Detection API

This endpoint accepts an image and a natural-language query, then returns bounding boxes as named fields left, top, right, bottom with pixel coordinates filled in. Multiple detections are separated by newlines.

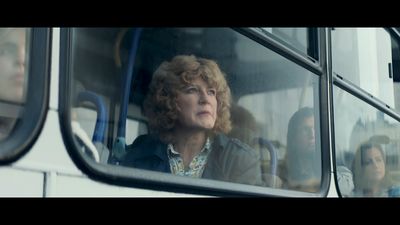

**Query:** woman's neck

left=364, top=182, right=382, bottom=197
left=172, top=129, right=208, bottom=167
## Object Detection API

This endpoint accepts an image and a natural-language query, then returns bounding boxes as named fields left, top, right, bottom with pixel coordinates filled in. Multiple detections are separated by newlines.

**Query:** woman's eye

left=363, top=159, right=372, bottom=166
left=208, top=89, right=216, bottom=96
left=185, top=87, right=197, bottom=93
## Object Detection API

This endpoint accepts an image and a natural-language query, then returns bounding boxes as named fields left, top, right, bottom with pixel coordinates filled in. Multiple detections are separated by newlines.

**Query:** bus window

left=333, top=86, right=400, bottom=197
left=332, top=28, right=400, bottom=113
left=0, top=28, right=48, bottom=163
left=332, top=28, right=400, bottom=197
left=65, top=28, right=323, bottom=196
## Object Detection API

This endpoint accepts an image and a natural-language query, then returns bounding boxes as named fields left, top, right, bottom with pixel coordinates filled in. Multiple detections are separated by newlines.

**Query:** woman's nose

left=16, top=48, right=25, bottom=66
left=14, top=47, right=25, bottom=72
left=310, top=128, right=315, bottom=138
left=372, top=160, right=380, bottom=168
left=198, top=89, right=210, bottom=104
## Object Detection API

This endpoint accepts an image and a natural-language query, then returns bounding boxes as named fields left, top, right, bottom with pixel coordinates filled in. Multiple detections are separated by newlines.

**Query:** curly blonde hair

left=143, top=55, right=232, bottom=143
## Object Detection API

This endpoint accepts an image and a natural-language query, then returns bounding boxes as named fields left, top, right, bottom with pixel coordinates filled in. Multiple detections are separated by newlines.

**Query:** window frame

left=257, top=28, right=320, bottom=65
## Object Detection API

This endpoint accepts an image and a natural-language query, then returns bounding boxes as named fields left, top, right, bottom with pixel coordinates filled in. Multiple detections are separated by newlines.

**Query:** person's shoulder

left=336, top=165, right=354, bottom=197
left=125, top=134, right=161, bottom=158
left=337, top=165, right=352, bottom=173
left=214, top=133, right=257, bottom=156
left=128, top=134, right=159, bottom=148
left=229, top=137, right=255, bottom=152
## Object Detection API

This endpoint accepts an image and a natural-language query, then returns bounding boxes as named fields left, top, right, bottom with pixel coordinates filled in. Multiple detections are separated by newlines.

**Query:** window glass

left=261, top=27, right=314, bottom=58
left=0, top=28, right=48, bottom=163
left=332, top=28, right=400, bottom=113
left=334, top=86, right=400, bottom=197
left=125, top=119, right=148, bottom=146
left=69, top=28, right=322, bottom=194
left=74, top=107, right=97, bottom=140
left=0, top=28, right=29, bottom=141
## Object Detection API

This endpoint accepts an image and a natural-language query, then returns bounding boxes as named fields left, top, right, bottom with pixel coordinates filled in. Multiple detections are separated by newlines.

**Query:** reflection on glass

left=0, top=28, right=28, bottom=141
left=332, top=28, right=400, bottom=114
left=352, top=141, right=393, bottom=197
left=334, top=86, right=400, bottom=197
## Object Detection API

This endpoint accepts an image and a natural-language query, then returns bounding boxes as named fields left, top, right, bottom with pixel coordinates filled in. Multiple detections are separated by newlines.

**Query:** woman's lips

left=198, top=111, right=211, bottom=116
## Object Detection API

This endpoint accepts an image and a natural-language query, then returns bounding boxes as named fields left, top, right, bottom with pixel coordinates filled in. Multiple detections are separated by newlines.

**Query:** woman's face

left=363, top=147, right=385, bottom=183
left=175, top=77, right=217, bottom=131
left=296, top=116, right=315, bottom=152
left=0, top=28, right=26, bottom=103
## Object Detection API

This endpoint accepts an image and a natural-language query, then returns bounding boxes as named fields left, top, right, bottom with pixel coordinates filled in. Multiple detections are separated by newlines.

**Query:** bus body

left=0, top=27, right=399, bottom=197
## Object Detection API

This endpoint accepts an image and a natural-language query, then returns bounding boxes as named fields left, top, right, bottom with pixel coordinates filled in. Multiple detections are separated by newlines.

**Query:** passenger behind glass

left=229, top=104, right=282, bottom=188
left=283, top=107, right=321, bottom=192
left=122, top=55, right=280, bottom=187
left=351, top=141, right=399, bottom=197
left=229, top=104, right=258, bottom=148
left=0, top=28, right=26, bottom=141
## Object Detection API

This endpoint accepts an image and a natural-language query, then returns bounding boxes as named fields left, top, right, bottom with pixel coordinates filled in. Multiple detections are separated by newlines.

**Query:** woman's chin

left=199, top=123, right=215, bottom=130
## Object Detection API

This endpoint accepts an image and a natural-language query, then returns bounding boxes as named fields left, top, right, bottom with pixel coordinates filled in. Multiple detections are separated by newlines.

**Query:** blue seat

left=256, top=137, right=278, bottom=176
left=75, top=90, right=109, bottom=163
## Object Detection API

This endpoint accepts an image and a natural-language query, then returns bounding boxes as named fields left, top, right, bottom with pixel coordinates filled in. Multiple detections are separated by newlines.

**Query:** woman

left=283, top=107, right=321, bottom=192
left=352, top=141, right=394, bottom=197
left=0, top=28, right=27, bottom=141
left=122, top=55, right=274, bottom=186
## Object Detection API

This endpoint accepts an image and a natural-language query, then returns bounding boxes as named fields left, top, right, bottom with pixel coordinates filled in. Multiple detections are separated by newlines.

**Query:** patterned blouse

left=167, top=138, right=212, bottom=178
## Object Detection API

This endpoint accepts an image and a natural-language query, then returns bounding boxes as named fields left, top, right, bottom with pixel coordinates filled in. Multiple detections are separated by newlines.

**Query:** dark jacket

left=122, top=134, right=263, bottom=186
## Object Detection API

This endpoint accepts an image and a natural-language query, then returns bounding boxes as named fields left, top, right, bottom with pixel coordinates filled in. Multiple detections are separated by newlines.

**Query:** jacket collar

left=211, top=133, right=228, bottom=150
left=132, top=133, right=228, bottom=162
left=131, top=134, right=169, bottom=162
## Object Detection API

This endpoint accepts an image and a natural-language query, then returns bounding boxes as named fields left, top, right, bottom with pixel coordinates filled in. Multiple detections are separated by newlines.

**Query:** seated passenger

left=351, top=140, right=400, bottom=197
left=229, top=104, right=282, bottom=187
left=229, top=104, right=258, bottom=148
left=122, top=54, right=279, bottom=187
left=282, top=107, right=321, bottom=192
left=0, top=28, right=26, bottom=141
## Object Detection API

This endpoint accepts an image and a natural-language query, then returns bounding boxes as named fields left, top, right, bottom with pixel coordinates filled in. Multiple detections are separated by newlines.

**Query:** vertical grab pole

left=113, top=28, right=142, bottom=161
